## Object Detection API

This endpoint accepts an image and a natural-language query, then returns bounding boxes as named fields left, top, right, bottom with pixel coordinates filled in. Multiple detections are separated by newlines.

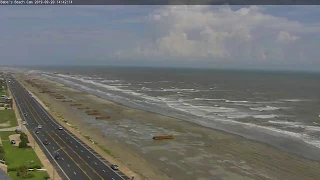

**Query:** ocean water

left=10, top=66, right=320, bottom=159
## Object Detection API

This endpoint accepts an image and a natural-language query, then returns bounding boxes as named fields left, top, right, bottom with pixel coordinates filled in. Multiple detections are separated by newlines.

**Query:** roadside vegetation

left=0, top=78, right=49, bottom=179
left=0, top=131, right=49, bottom=179
left=0, top=78, right=8, bottom=96
left=0, top=110, right=17, bottom=128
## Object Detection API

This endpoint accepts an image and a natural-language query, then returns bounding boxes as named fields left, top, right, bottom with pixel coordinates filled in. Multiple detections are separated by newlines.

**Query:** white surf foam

left=254, top=115, right=277, bottom=119
left=250, top=106, right=280, bottom=111
left=282, top=99, right=304, bottom=102
left=43, top=73, right=320, bottom=150
left=225, top=100, right=249, bottom=103
left=268, top=120, right=320, bottom=132
left=194, top=98, right=226, bottom=101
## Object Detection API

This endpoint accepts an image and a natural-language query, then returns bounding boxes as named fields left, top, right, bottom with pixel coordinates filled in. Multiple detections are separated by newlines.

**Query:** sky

left=0, top=5, right=320, bottom=71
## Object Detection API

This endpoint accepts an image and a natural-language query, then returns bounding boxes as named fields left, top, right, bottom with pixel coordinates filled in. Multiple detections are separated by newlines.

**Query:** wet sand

left=18, top=73, right=320, bottom=180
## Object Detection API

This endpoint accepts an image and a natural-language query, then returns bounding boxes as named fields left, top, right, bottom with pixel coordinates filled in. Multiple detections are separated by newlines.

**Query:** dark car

left=43, top=140, right=49, bottom=145
left=110, top=164, right=119, bottom=170
left=10, top=140, right=16, bottom=145
left=54, top=153, right=60, bottom=160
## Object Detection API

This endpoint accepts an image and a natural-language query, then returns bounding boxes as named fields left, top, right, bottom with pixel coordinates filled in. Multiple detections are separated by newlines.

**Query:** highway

left=7, top=74, right=130, bottom=180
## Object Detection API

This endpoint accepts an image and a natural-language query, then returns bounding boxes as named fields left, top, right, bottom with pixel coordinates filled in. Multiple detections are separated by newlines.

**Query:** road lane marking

left=29, top=85, right=126, bottom=180
left=30, top=132, right=71, bottom=180
left=46, top=132, right=92, bottom=180
left=51, top=131, right=104, bottom=180
left=10, top=83, right=70, bottom=179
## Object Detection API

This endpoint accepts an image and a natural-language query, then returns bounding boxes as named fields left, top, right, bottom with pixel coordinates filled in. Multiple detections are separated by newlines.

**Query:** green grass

left=0, top=85, right=8, bottom=96
left=8, top=171, right=49, bottom=180
left=0, top=110, right=17, bottom=127
left=0, top=131, right=49, bottom=179
left=0, top=132, right=42, bottom=168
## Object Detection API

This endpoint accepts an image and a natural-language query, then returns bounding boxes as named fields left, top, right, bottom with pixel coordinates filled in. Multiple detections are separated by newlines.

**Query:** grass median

left=0, top=131, right=49, bottom=179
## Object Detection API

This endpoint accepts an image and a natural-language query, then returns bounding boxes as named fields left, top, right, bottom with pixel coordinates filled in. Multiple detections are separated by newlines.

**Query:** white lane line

left=11, top=88, right=70, bottom=180
left=32, top=95, right=125, bottom=180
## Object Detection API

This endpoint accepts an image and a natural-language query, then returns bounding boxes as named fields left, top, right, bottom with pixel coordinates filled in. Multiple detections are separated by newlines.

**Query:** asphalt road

left=7, top=74, right=130, bottom=180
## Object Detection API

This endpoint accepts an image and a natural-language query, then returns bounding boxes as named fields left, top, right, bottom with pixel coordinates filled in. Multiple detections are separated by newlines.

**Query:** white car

left=38, top=125, right=42, bottom=129
left=22, top=121, right=26, bottom=125
left=58, top=126, right=63, bottom=130
left=110, top=164, right=119, bottom=170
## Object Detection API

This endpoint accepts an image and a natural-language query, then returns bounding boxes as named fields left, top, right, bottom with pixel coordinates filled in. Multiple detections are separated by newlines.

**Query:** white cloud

left=277, top=31, right=300, bottom=43
left=116, top=5, right=319, bottom=64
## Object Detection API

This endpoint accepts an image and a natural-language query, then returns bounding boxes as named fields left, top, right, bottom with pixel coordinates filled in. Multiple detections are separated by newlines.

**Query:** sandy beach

left=17, top=73, right=320, bottom=180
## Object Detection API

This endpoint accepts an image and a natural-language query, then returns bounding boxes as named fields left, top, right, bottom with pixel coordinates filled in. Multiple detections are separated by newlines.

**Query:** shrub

left=24, top=173, right=35, bottom=179
left=44, top=175, right=50, bottom=180
left=0, top=146, right=4, bottom=153
left=19, top=141, right=29, bottom=148
left=20, top=133, right=29, bottom=143
left=16, top=165, right=28, bottom=178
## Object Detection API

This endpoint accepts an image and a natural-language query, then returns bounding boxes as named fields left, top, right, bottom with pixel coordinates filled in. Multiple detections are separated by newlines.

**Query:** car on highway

left=22, top=121, right=26, bottom=125
left=24, top=113, right=27, bottom=117
left=43, top=140, right=49, bottom=145
left=38, top=125, right=42, bottom=129
left=35, top=131, right=40, bottom=134
left=54, top=153, right=60, bottom=160
left=58, top=126, right=63, bottom=130
left=110, top=164, right=119, bottom=170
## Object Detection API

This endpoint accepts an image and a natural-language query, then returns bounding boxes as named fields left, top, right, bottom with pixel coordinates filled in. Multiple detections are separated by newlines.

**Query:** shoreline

left=18, top=73, right=320, bottom=180
left=43, top=74, right=320, bottom=161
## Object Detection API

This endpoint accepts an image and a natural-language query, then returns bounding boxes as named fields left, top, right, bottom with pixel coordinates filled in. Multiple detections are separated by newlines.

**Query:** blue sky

left=0, top=5, right=320, bottom=71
